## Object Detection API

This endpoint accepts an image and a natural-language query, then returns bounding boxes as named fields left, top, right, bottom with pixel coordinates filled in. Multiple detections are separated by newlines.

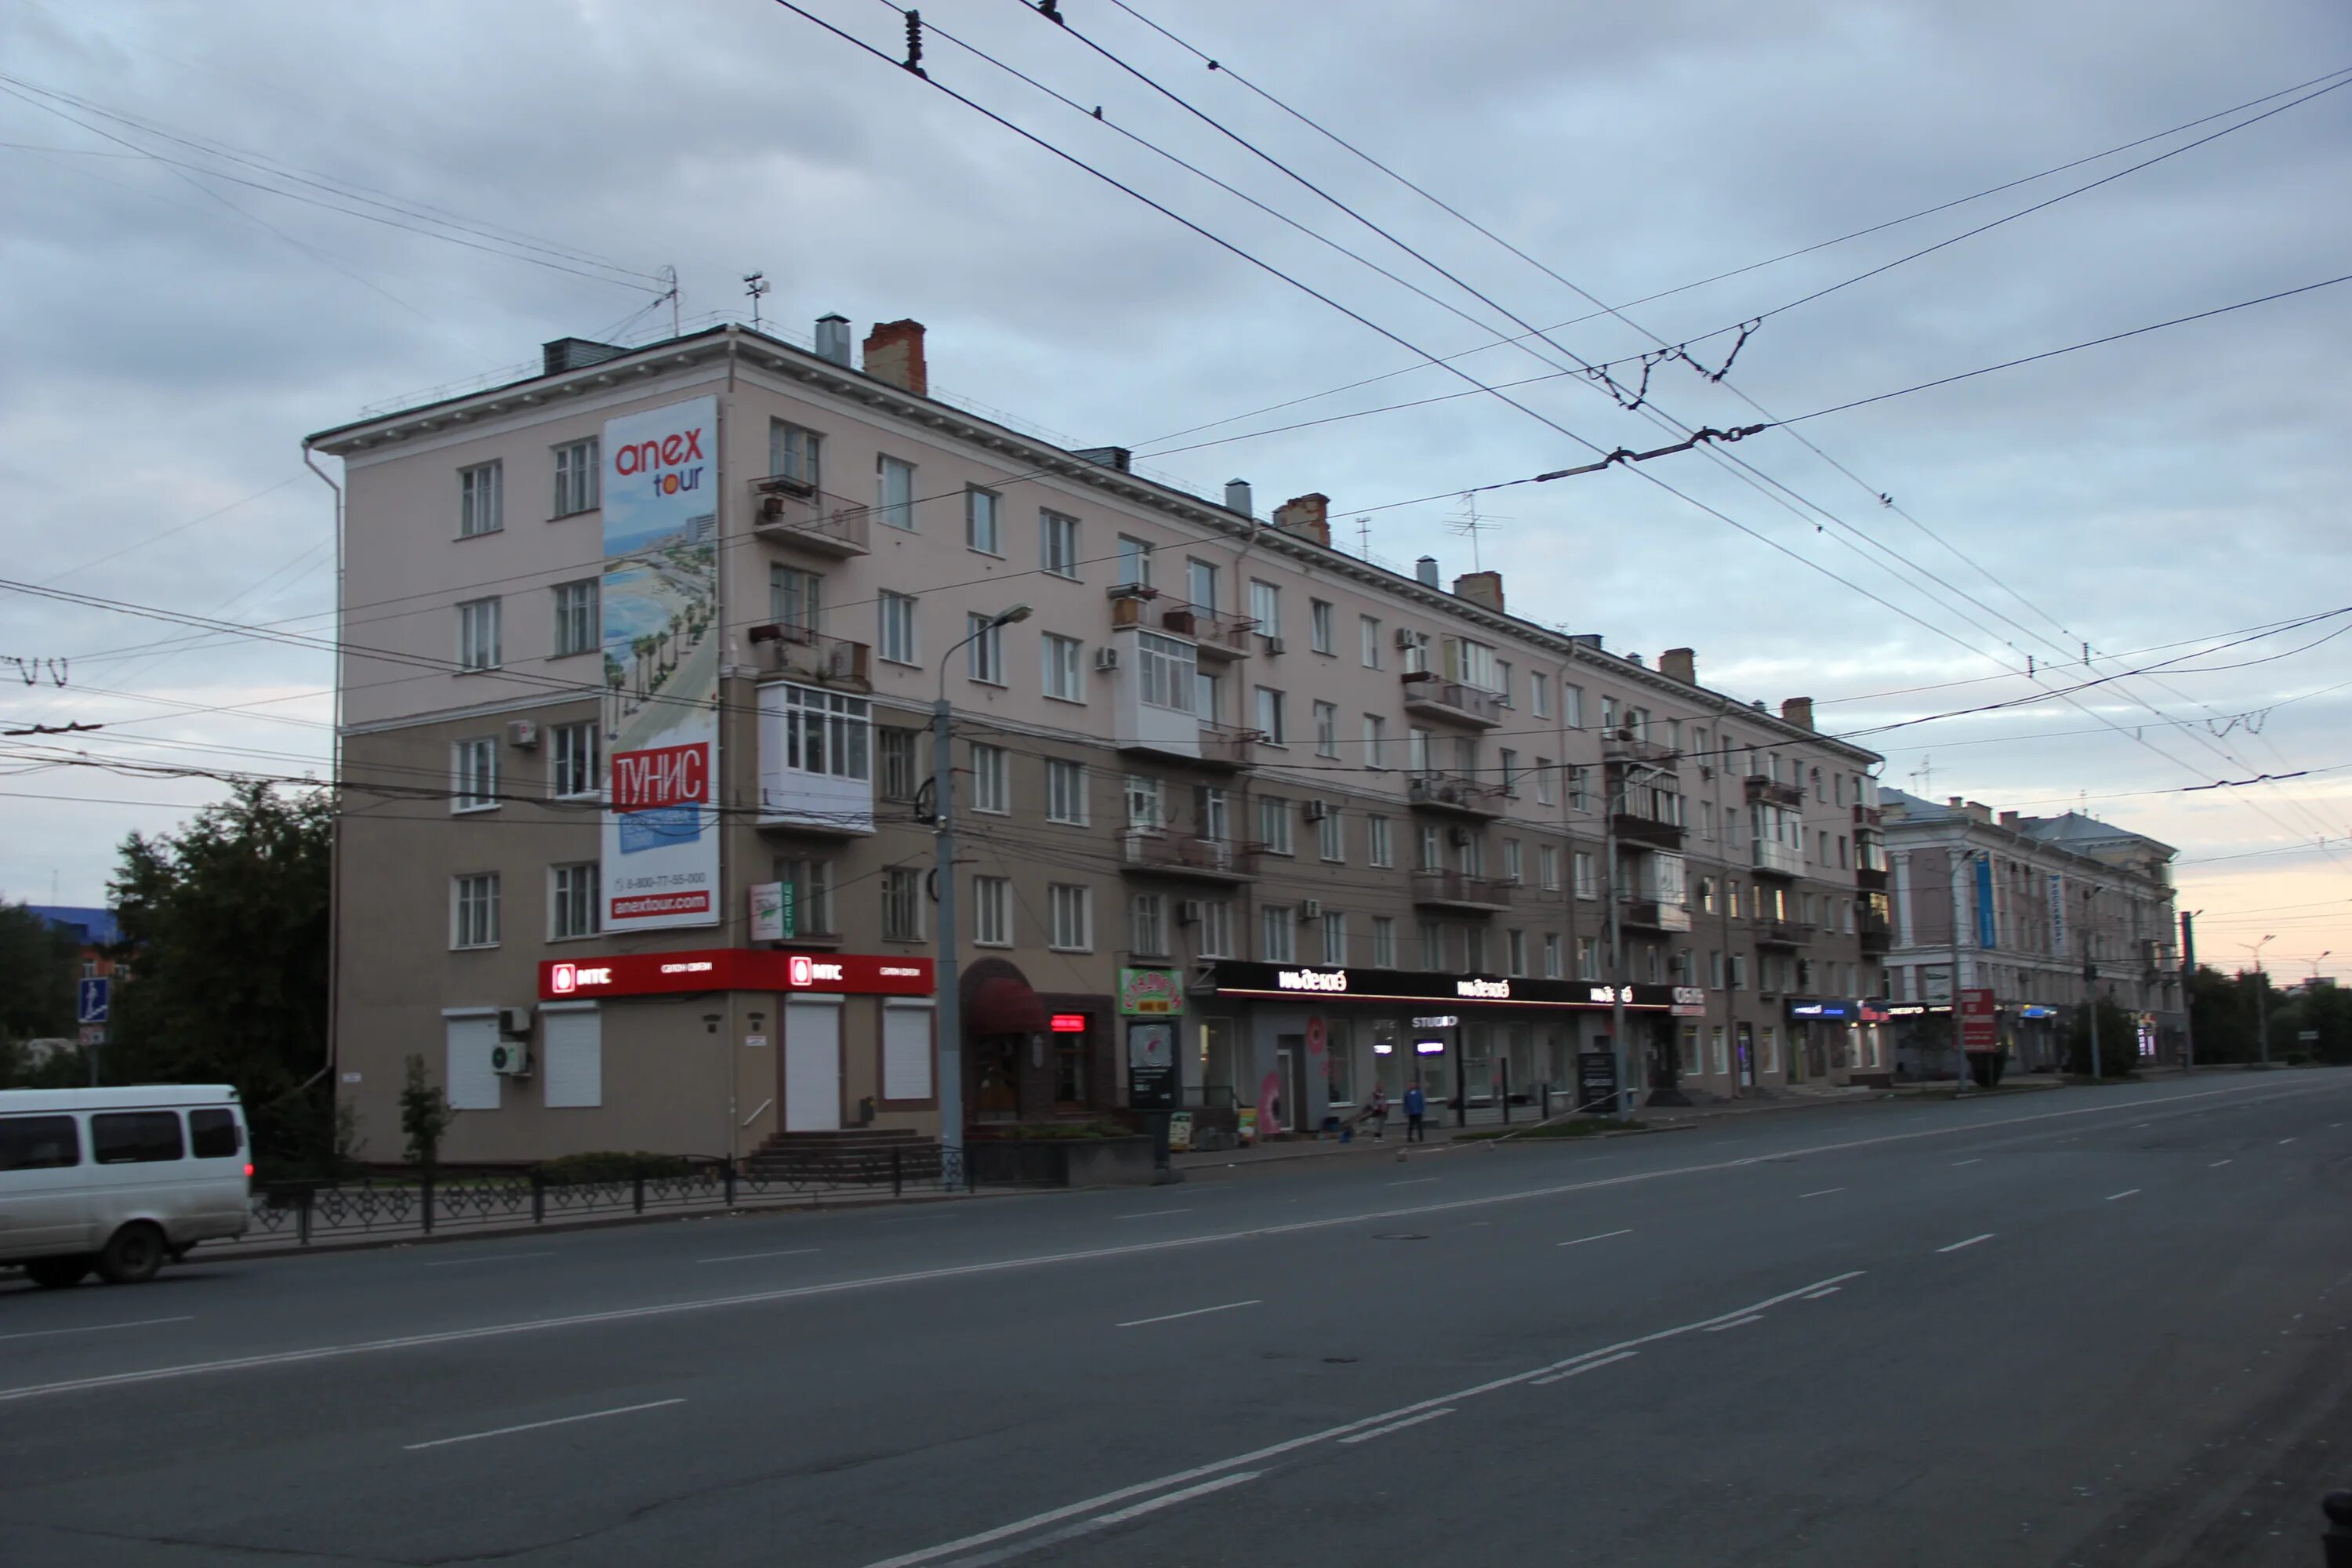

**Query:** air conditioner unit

left=1301, top=800, right=1329, bottom=822
left=1395, top=627, right=1419, bottom=649
left=1449, top=826, right=1472, bottom=848
left=1300, top=899, right=1323, bottom=921
left=823, top=641, right=858, bottom=679
left=497, top=1006, right=533, bottom=1038
left=757, top=473, right=816, bottom=499
left=505, top=720, right=539, bottom=750
left=1177, top=900, right=1201, bottom=925
left=1094, top=647, right=1120, bottom=672
left=489, top=1042, right=532, bottom=1076
left=759, top=494, right=788, bottom=521
left=1700, top=765, right=1715, bottom=779
left=1261, top=635, right=1286, bottom=655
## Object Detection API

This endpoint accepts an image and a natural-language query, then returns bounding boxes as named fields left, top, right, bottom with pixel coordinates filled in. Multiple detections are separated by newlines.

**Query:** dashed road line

left=1799, top=1188, right=1846, bottom=1198
left=2107, top=1189, right=2140, bottom=1201
left=697, top=1248, right=821, bottom=1264
left=0, top=1315, right=192, bottom=1345
left=404, top=1398, right=684, bottom=1451
left=423, top=1251, right=554, bottom=1268
left=1532, top=1351, right=1637, bottom=1385
left=1938, top=1233, right=1995, bottom=1254
left=1117, top=1300, right=1260, bottom=1329
left=1338, top=1408, right=1455, bottom=1445
left=1557, top=1229, right=1633, bottom=1248
left=1703, top=1315, right=1764, bottom=1333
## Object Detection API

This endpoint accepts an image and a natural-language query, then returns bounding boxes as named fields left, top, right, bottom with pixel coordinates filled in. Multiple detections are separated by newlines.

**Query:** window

left=1319, top=810, right=1344, bottom=862
left=554, top=437, right=599, bottom=517
left=188, top=1108, right=240, bottom=1160
left=1563, top=684, right=1583, bottom=728
left=1543, top=933, right=1563, bottom=978
left=1046, top=760, right=1088, bottom=825
left=1321, top=910, right=1348, bottom=965
left=967, top=612, right=1005, bottom=684
left=1730, top=880, right=1742, bottom=919
left=1443, top=635, right=1498, bottom=691
left=877, top=455, right=916, bottom=532
left=1258, top=797, right=1293, bottom=855
left=1508, top=929, right=1528, bottom=976
left=1136, top=631, right=1196, bottom=713
left=971, top=742, right=1007, bottom=813
left=1126, top=774, right=1164, bottom=829
left=1363, top=714, right=1388, bottom=768
left=1540, top=844, right=1561, bottom=891
left=1495, top=659, right=1514, bottom=706
left=1131, top=892, right=1168, bottom=956
left=1360, top=615, right=1382, bottom=667
left=452, top=873, right=500, bottom=948
left=1310, top=598, right=1335, bottom=653
left=1049, top=884, right=1093, bottom=951
left=1188, top=557, right=1218, bottom=612
left=1502, top=839, right=1523, bottom=884
left=967, top=487, right=1001, bottom=554
left=1371, top=916, right=1397, bottom=967
left=1602, top=695, right=1618, bottom=732
left=540, top=720, right=596, bottom=800
left=1418, top=822, right=1441, bottom=871
left=1254, top=687, right=1287, bottom=744
left=878, top=729, right=920, bottom=802
left=879, top=592, right=920, bottom=666
left=1116, top=535, right=1153, bottom=589
left=1249, top=579, right=1280, bottom=638
left=1730, top=954, right=1748, bottom=990
left=1196, top=670, right=1222, bottom=724
left=1401, top=630, right=1428, bottom=673
left=459, top=460, right=503, bottom=536
left=1041, top=510, right=1080, bottom=576
left=1313, top=701, right=1338, bottom=757
left=774, top=857, right=837, bottom=935
left=1710, top=950, right=1727, bottom=989
left=1197, top=898, right=1234, bottom=958
left=0, top=1116, right=78, bottom=1171
left=1195, top=783, right=1229, bottom=841
left=770, top=419, right=822, bottom=488
left=1367, top=815, right=1393, bottom=867
left=1535, top=760, right=1556, bottom=807
left=552, top=579, right=597, bottom=657
left=1499, top=748, right=1519, bottom=796
left=1568, top=766, right=1590, bottom=812
left=453, top=738, right=497, bottom=811
left=1260, top=905, right=1295, bottom=963
left=456, top=597, right=501, bottom=670
left=771, top=564, right=822, bottom=630
left=1576, top=935, right=1598, bottom=980
left=92, top=1112, right=183, bottom=1165
left=1531, top=673, right=1550, bottom=719
left=883, top=868, right=923, bottom=941
left=1573, top=851, right=1597, bottom=900
left=776, top=684, right=870, bottom=782
left=550, top=862, right=598, bottom=938
left=1419, top=919, right=1444, bottom=970
left=1409, top=727, right=1432, bottom=774
left=973, top=875, right=1012, bottom=946
left=1043, top=633, right=1084, bottom=701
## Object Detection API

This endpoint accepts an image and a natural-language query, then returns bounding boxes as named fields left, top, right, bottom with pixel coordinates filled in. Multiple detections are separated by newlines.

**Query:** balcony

left=1860, top=914, right=1893, bottom=954
left=1407, top=771, right=1508, bottom=818
left=1602, top=731, right=1679, bottom=768
left=1610, top=811, right=1685, bottom=851
left=1853, top=804, right=1883, bottom=828
left=1744, top=774, right=1806, bottom=809
left=1399, top=673, right=1502, bottom=728
left=1854, top=863, right=1889, bottom=891
left=1751, top=838, right=1802, bottom=877
left=1156, top=601, right=1256, bottom=660
left=1198, top=721, right=1260, bottom=771
left=1119, top=829, right=1259, bottom=883
left=1619, top=897, right=1693, bottom=933
left=749, top=624, right=871, bottom=690
left=1410, top=869, right=1513, bottom=912
left=1757, top=920, right=1813, bottom=949
left=746, top=476, right=870, bottom=557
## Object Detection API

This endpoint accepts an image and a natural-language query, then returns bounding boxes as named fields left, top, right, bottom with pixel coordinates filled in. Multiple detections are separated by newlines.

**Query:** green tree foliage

left=2187, top=964, right=2265, bottom=1063
left=2273, top=982, right=2352, bottom=1065
left=2063, top=996, right=2143, bottom=1078
left=0, top=899, right=77, bottom=1049
left=399, top=1054, right=456, bottom=1171
left=107, top=782, right=332, bottom=1171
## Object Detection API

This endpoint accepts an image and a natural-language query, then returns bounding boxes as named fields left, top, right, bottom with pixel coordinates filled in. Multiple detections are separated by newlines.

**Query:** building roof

left=27, top=904, right=122, bottom=947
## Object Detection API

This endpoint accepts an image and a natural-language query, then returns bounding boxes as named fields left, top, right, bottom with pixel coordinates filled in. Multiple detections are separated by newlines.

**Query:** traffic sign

left=75, top=976, right=109, bottom=1025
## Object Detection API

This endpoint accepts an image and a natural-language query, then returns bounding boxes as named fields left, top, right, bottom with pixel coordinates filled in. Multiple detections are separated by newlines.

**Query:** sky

left=2, top=0, right=2347, bottom=975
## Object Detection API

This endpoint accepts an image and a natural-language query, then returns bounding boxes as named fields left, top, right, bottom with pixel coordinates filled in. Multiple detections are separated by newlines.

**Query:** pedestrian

left=1403, top=1080, right=1427, bottom=1143
left=1366, top=1085, right=1390, bottom=1142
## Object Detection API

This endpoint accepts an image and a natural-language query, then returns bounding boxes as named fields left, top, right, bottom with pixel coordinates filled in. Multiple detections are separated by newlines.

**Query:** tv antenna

left=1446, top=492, right=1510, bottom=572
left=742, top=271, right=770, bottom=332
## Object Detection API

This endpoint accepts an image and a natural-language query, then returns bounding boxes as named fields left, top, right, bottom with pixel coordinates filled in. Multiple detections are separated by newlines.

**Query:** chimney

left=1572, top=633, right=1603, bottom=650
left=1964, top=800, right=1993, bottom=825
left=1658, top=647, right=1696, bottom=684
left=814, top=314, right=852, bottom=367
left=1999, top=811, right=2019, bottom=829
left=1073, top=446, right=1132, bottom=473
left=1627, top=652, right=1646, bottom=667
left=1780, top=696, right=1815, bottom=731
left=1415, top=555, right=1440, bottom=588
left=1948, top=796, right=1965, bottom=811
left=542, top=336, right=626, bottom=376
left=1452, top=571, right=1503, bottom=612
left=861, top=319, right=927, bottom=395
left=1272, top=492, right=1330, bottom=546
left=1225, top=478, right=1254, bottom=518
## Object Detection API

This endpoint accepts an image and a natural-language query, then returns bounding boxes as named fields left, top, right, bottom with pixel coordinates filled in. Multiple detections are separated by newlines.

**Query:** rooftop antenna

left=1911, top=754, right=1933, bottom=798
left=1355, top=515, right=1372, bottom=560
left=659, top=264, right=681, bottom=338
left=1446, top=492, right=1509, bottom=572
left=742, top=271, right=770, bottom=332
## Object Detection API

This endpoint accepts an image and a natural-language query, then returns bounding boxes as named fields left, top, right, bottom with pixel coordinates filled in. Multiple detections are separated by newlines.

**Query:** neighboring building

left=1879, top=792, right=2181, bottom=1073
left=27, top=904, right=123, bottom=983
left=307, top=317, right=1885, bottom=1165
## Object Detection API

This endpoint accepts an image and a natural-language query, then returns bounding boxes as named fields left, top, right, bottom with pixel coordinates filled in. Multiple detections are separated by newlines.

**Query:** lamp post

left=2180, top=909, right=2200, bottom=1071
left=2248, top=935, right=2276, bottom=1068
left=932, top=604, right=1030, bottom=1187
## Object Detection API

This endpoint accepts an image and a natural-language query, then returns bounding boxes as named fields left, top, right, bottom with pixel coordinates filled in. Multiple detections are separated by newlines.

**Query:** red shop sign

left=540, top=949, right=934, bottom=1001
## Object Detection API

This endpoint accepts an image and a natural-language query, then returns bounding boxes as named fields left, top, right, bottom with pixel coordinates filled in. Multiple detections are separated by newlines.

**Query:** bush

left=2063, top=999, right=2142, bottom=1079
left=534, top=1151, right=695, bottom=1185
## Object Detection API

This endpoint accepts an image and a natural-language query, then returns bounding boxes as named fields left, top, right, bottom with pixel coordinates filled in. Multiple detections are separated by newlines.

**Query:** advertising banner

left=1959, top=987, right=1999, bottom=1051
left=2048, top=873, right=2067, bottom=956
left=601, top=397, right=720, bottom=930
left=1117, top=967, right=1184, bottom=1016
left=1975, top=854, right=1997, bottom=949
left=1127, top=1021, right=1178, bottom=1111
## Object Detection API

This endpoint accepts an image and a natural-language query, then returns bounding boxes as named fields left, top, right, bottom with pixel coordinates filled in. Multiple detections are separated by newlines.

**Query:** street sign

left=1959, top=988, right=1998, bottom=1052
left=2299, top=1030, right=2320, bottom=1043
left=75, top=976, right=109, bottom=1025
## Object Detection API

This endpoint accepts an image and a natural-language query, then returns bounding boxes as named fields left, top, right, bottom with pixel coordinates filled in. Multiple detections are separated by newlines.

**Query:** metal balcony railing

left=1619, top=897, right=1693, bottom=932
left=1410, top=869, right=1513, bottom=910
left=1120, top=830, right=1259, bottom=880
left=746, top=476, right=871, bottom=556
left=749, top=623, right=870, bottom=688
left=1407, top=771, right=1508, bottom=816
left=1744, top=774, right=1806, bottom=808
left=1159, top=601, right=1257, bottom=657
left=1399, top=673, right=1502, bottom=727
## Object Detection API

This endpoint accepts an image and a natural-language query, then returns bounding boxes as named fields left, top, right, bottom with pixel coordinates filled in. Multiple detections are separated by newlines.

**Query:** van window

left=189, top=1108, right=241, bottom=1160
left=0, top=1115, right=79, bottom=1171
left=92, top=1112, right=186, bottom=1164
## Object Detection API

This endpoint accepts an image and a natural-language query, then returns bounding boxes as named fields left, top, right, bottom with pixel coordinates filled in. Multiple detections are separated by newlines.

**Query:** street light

left=2248, top=935, right=2276, bottom=1068
left=932, top=605, right=1031, bottom=1188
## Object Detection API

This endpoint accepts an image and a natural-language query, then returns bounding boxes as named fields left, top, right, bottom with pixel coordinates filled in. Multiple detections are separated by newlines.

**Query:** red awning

left=969, top=975, right=1049, bottom=1035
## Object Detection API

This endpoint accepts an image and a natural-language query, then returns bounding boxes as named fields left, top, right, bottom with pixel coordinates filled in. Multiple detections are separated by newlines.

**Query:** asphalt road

left=4, top=1071, right=2349, bottom=1567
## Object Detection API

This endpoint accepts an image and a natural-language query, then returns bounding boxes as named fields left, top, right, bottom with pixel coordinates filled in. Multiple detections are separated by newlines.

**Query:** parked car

left=0, top=1085, right=252, bottom=1287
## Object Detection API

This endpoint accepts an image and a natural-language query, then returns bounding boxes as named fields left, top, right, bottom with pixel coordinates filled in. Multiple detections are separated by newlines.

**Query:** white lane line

left=1557, top=1229, right=1632, bottom=1248
left=1938, top=1233, right=1996, bottom=1254
left=1116, top=1209, right=1194, bottom=1221
left=1532, top=1350, right=1637, bottom=1385
left=1798, top=1188, right=1846, bottom=1199
left=2107, top=1189, right=2140, bottom=1201
left=423, top=1251, right=554, bottom=1269
left=1338, top=1408, right=1454, bottom=1445
left=0, top=1315, right=192, bottom=1345
left=1799, top=1287, right=1842, bottom=1301
left=1951, top=1158, right=1983, bottom=1167
left=860, top=1269, right=1864, bottom=1568
left=9, top=1075, right=2313, bottom=1408
left=1385, top=1177, right=1439, bottom=1187
left=1702, top=1315, right=1764, bottom=1333
left=2210, top=1159, right=2234, bottom=1167
left=1088, top=1471, right=1260, bottom=1525
left=2133, top=1123, right=2151, bottom=1129
left=1117, top=1300, right=1260, bottom=1329
left=403, top=1398, right=684, bottom=1451
left=696, top=1248, right=822, bottom=1264
left=2281, top=1138, right=2298, bottom=1145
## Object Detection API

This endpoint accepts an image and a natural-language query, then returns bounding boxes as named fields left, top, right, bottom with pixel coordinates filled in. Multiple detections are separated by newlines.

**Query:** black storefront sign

left=1125, top=1020, right=1178, bottom=1111
left=1206, top=961, right=1680, bottom=1012
left=1576, top=1051, right=1620, bottom=1112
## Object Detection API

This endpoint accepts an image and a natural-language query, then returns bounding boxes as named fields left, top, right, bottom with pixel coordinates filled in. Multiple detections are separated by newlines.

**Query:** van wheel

left=98, top=1224, right=166, bottom=1285
left=23, top=1256, right=94, bottom=1290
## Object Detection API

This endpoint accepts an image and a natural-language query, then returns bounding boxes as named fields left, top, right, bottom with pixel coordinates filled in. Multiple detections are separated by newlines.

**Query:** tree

left=399, top=1053, right=456, bottom=1171
left=107, top=782, right=332, bottom=1171
left=2063, top=996, right=2142, bottom=1078
left=0, top=900, right=76, bottom=1051
left=2187, top=964, right=2261, bottom=1063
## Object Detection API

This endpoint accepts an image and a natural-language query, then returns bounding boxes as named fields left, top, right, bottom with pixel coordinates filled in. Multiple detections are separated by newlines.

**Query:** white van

left=0, top=1085, right=252, bottom=1288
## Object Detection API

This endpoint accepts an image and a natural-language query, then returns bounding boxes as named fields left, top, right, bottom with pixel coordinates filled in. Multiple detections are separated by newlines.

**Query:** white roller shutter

left=445, top=1015, right=500, bottom=1111
left=882, top=1003, right=933, bottom=1102
left=543, top=1008, right=603, bottom=1108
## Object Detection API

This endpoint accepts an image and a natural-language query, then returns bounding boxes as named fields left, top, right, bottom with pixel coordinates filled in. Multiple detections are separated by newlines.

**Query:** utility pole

left=1604, top=756, right=1629, bottom=1120
left=2250, top=934, right=2276, bottom=1067
left=2180, top=910, right=2199, bottom=1071
left=2085, top=885, right=2101, bottom=1082
left=1947, top=843, right=1968, bottom=1094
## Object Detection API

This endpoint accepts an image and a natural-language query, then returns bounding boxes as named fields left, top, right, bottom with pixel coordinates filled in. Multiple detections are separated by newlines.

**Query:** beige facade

left=313, top=320, right=1884, bottom=1164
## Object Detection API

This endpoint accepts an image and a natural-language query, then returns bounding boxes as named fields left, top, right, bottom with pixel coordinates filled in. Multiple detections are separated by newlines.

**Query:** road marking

left=2210, top=1159, right=2233, bottom=1167
left=1798, top=1188, right=1846, bottom=1198
left=1116, top=1209, right=1194, bottom=1221
left=1557, top=1229, right=1632, bottom=1247
left=6, top=1076, right=2313, bottom=1407
left=423, top=1251, right=554, bottom=1268
left=696, top=1247, right=822, bottom=1264
left=1117, top=1300, right=1260, bottom=1329
left=0, top=1315, right=192, bottom=1345
left=403, top=1398, right=684, bottom=1451
left=1702, top=1314, right=1764, bottom=1333
left=1532, top=1350, right=1636, bottom=1385
left=1799, top=1287, right=1842, bottom=1301
left=2107, top=1189, right=2140, bottom=1201
left=1951, top=1158, right=1983, bottom=1167
left=966, top=1472, right=1266, bottom=1564
left=1339, top=1408, right=1454, bottom=1445
left=2281, top=1138, right=2298, bottom=1145
left=1385, top=1177, right=1439, bottom=1187
left=1938, top=1233, right=1995, bottom=1254
left=1090, top=1471, right=1260, bottom=1524
left=2133, top=1123, right=2151, bottom=1129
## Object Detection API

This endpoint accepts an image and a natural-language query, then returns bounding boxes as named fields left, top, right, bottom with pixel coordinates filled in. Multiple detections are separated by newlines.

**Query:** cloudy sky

left=3, top=0, right=2347, bottom=972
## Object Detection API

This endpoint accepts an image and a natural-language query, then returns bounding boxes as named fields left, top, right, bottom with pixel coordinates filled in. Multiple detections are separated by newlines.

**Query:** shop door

left=1737, top=1022, right=1756, bottom=1087
left=783, top=1000, right=841, bottom=1131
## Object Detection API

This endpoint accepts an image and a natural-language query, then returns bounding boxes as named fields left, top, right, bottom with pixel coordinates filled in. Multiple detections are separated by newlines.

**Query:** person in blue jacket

left=1403, top=1080, right=1428, bottom=1142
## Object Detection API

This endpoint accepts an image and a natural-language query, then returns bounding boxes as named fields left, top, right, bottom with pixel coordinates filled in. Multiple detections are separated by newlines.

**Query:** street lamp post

left=2249, top=935, right=2276, bottom=1068
left=931, top=605, right=1030, bottom=1189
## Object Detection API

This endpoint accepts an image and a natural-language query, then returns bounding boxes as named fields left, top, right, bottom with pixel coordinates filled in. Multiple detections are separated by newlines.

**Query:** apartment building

left=1879, top=789, right=2182, bottom=1073
left=308, top=316, right=1885, bottom=1165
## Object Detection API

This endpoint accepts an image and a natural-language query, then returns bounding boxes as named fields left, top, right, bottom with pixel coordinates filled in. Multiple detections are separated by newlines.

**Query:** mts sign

left=612, top=743, right=708, bottom=812
left=787, top=955, right=847, bottom=988
left=547, top=963, right=615, bottom=996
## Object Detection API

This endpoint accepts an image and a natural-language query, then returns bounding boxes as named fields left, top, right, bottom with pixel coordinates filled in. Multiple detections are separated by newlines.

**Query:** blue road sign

left=76, top=976, right=109, bottom=1025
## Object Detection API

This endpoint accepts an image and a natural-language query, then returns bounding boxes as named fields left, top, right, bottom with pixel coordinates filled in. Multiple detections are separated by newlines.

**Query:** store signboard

left=1210, top=961, right=1679, bottom=1011
left=540, top=949, right=933, bottom=1000
left=1959, top=987, right=1999, bottom=1051
left=1127, top=1020, right=1178, bottom=1111
left=1117, top=967, right=1184, bottom=1016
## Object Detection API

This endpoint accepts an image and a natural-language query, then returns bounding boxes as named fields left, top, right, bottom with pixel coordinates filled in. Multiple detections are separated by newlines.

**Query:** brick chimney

left=1999, top=810, right=2019, bottom=828
left=862, top=319, right=927, bottom=395
left=1780, top=696, right=1815, bottom=731
left=1272, top=492, right=1330, bottom=546
left=1453, top=572, right=1503, bottom=612
left=1658, top=647, right=1696, bottom=684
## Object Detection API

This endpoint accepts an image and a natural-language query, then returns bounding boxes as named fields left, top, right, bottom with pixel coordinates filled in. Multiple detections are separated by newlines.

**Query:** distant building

left=27, top=904, right=123, bottom=981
